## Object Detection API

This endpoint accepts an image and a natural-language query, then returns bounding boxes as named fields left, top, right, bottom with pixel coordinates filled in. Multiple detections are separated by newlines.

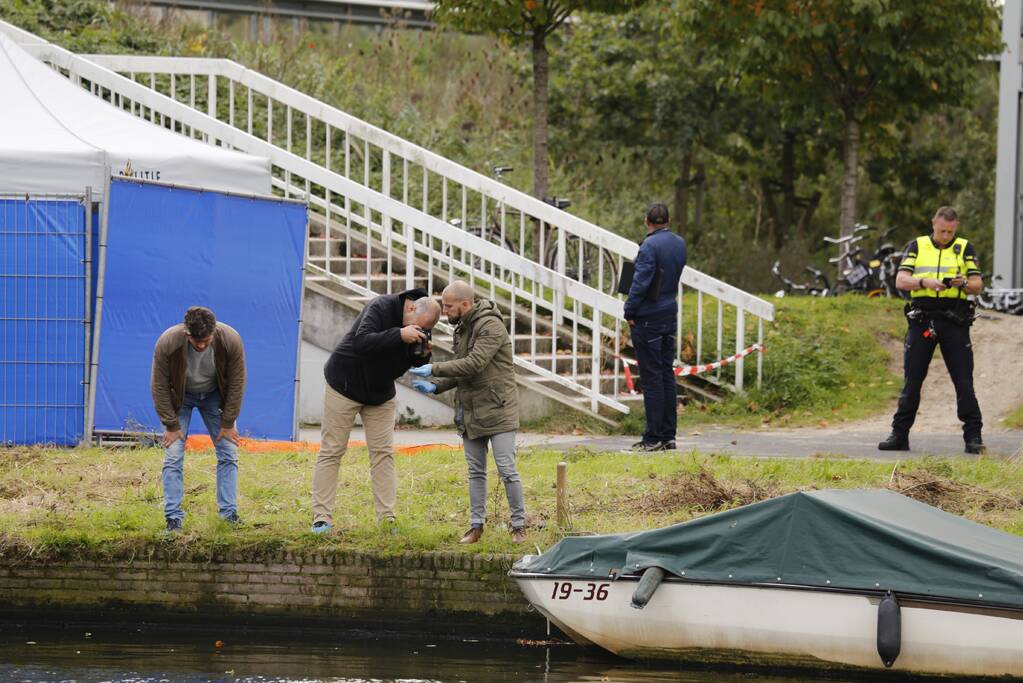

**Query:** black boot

left=878, top=433, right=910, bottom=451
left=965, top=439, right=986, bottom=455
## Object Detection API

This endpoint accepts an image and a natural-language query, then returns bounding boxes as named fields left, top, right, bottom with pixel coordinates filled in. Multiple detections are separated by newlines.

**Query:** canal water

left=0, top=624, right=842, bottom=682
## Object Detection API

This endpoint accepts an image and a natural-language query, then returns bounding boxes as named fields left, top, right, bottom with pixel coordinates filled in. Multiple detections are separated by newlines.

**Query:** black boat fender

left=630, top=567, right=666, bottom=609
left=876, top=590, right=901, bottom=668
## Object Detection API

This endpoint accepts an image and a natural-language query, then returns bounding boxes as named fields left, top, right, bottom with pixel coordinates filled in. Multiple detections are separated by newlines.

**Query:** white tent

left=0, top=32, right=270, bottom=196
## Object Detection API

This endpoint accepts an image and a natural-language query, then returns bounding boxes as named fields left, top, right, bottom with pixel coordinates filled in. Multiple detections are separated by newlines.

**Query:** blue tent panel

left=93, top=179, right=306, bottom=440
left=0, top=199, right=87, bottom=446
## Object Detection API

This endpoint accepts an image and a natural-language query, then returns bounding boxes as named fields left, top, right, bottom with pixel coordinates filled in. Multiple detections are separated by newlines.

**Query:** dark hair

left=934, top=206, right=959, bottom=222
left=646, top=203, right=669, bottom=226
left=184, top=306, right=216, bottom=338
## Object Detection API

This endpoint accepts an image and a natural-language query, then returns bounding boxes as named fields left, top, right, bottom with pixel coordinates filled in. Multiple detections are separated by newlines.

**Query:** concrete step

left=561, top=392, right=644, bottom=409
left=522, top=373, right=627, bottom=395
left=307, top=249, right=389, bottom=275
left=516, top=353, right=597, bottom=375
left=511, top=333, right=557, bottom=354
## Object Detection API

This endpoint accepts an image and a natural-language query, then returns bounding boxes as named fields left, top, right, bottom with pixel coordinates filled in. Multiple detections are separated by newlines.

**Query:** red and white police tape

left=620, top=343, right=764, bottom=394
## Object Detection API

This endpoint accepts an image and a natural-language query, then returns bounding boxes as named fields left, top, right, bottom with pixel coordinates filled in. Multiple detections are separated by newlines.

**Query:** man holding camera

left=409, top=281, right=526, bottom=544
left=310, top=288, right=441, bottom=533
left=878, top=206, right=985, bottom=454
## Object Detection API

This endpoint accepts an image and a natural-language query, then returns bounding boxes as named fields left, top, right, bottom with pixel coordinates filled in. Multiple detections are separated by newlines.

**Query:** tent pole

left=85, top=171, right=111, bottom=444
left=293, top=208, right=310, bottom=441
left=81, top=186, right=92, bottom=446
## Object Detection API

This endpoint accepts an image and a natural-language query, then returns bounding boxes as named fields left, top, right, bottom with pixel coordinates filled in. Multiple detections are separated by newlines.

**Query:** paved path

left=299, top=426, right=1023, bottom=460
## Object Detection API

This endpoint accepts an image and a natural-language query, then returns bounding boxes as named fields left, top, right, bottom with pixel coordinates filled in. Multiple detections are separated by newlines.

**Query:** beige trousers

left=312, top=384, right=397, bottom=523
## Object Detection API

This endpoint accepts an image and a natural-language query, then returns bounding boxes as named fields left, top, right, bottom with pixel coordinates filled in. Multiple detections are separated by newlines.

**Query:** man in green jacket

left=409, top=281, right=526, bottom=544
left=151, top=306, right=246, bottom=532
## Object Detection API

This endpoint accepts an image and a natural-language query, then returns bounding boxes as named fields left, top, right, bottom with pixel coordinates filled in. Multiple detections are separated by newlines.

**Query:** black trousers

left=632, top=316, right=678, bottom=443
left=891, top=317, right=983, bottom=441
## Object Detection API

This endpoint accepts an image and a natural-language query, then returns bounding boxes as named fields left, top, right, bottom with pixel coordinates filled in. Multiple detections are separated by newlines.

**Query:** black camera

left=941, top=277, right=954, bottom=287
left=411, top=327, right=432, bottom=357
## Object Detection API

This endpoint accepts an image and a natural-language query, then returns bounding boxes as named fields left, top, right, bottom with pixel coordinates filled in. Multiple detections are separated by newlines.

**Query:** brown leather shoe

left=511, top=527, right=526, bottom=544
left=459, top=526, right=483, bottom=544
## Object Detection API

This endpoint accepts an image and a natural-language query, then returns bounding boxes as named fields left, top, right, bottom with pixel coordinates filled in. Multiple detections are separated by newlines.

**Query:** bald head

left=443, top=280, right=475, bottom=302
left=442, top=280, right=476, bottom=323
left=407, top=296, right=441, bottom=330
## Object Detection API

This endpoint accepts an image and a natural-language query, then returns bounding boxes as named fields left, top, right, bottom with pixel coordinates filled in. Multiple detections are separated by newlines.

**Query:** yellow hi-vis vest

left=906, top=236, right=972, bottom=300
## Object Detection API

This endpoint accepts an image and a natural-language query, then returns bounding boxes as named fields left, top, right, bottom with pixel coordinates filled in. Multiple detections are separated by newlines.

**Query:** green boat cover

left=515, top=489, right=1023, bottom=608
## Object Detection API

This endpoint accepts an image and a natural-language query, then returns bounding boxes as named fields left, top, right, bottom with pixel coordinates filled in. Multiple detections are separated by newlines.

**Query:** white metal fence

left=1, top=19, right=775, bottom=415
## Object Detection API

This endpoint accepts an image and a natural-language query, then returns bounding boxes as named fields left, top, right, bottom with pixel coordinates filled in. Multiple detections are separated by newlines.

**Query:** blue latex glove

left=409, top=364, right=433, bottom=378
left=412, top=380, right=437, bottom=394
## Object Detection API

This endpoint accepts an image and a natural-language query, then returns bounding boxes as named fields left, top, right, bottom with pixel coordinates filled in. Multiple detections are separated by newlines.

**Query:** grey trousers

left=463, top=431, right=526, bottom=529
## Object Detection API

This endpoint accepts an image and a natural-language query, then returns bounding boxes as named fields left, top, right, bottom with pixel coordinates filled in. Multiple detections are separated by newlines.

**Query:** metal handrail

left=1, top=18, right=775, bottom=403
left=76, top=53, right=775, bottom=322
left=5, top=28, right=629, bottom=413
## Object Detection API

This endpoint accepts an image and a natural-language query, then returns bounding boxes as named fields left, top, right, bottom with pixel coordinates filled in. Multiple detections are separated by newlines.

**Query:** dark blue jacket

left=623, top=228, right=687, bottom=321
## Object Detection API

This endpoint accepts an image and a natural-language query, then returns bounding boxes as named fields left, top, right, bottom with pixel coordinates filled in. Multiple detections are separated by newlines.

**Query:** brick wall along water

left=0, top=550, right=544, bottom=636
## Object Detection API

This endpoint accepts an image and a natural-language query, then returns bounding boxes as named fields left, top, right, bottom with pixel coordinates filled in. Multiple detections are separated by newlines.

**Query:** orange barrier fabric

left=184, top=435, right=460, bottom=455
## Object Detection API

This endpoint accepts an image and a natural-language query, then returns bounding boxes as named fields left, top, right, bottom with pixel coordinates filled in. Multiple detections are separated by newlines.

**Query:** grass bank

left=2, top=445, right=1022, bottom=560
left=678, top=295, right=905, bottom=428
left=526, top=296, right=906, bottom=435
left=1004, top=405, right=1023, bottom=430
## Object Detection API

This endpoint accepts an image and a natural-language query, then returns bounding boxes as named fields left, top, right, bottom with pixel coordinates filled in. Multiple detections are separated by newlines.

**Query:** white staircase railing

left=77, top=54, right=776, bottom=392
left=2, top=19, right=775, bottom=415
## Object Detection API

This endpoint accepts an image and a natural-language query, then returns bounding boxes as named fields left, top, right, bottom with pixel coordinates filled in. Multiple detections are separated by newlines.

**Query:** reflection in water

left=0, top=624, right=823, bottom=682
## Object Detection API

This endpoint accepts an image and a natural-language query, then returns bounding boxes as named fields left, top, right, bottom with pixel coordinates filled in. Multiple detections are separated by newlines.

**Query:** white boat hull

left=513, top=576, right=1023, bottom=678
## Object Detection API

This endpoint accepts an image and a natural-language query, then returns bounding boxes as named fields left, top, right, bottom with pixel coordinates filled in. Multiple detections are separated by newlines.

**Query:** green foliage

left=863, top=65, right=1000, bottom=256
left=0, top=2, right=1002, bottom=290
left=0, top=0, right=164, bottom=53
left=681, top=296, right=905, bottom=427
left=682, top=0, right=1002, bottom=238
left=551, top=4, right=740, bottom=239
left=433, top=0, right=643, bottom=41
left=684, top=0, right=1001, bottom=124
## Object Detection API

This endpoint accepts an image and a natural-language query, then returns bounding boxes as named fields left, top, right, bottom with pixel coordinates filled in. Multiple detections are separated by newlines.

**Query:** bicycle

left=771, top=260, right=831, bottom=297
left=824, top=224, right=874, bottom=294
left=540, top=199, right=620, bottom=296
left=975, top=275, right=1023, bottom=315
left=823, top=223, right=907, bottom=298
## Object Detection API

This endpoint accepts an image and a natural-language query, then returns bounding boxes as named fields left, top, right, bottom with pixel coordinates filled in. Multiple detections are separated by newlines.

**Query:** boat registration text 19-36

left=550, top=582, right=610, bottom=601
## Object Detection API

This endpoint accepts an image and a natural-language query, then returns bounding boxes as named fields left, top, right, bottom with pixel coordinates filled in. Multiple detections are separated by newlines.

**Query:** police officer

left=878, top=206, right=985, bottom=454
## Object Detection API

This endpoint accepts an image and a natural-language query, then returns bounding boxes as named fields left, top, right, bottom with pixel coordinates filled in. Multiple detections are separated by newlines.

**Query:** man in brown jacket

left=409, top=281, right=525, bottom=544
left=151, top=306, right=246, bottom=532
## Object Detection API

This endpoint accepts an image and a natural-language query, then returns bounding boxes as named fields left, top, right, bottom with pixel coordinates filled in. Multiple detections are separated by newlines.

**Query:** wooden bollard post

left=556, top=461, right=569, bottom=529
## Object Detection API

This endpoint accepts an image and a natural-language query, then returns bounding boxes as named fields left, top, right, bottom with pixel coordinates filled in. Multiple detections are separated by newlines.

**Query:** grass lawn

left=1004, top=405, right=1023, bottom=430
left=3, top=444, right=1023, bottom=560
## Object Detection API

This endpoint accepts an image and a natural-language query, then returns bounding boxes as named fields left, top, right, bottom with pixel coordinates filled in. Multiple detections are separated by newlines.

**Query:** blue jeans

left=632, top=316, right=678, bottom=443
left=162, top=389, right=238, bottom=521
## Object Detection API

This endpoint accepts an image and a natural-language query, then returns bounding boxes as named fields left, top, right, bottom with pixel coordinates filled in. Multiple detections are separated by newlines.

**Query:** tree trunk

left=840, top=115, right=860, bottom=239
left=781, top=130, right=796, bottom=234
left=531, top=26, right=549, bottom=262
left=693, top=161, right=706, bottom=237
left=673, top=147, right=693, bottom=236
left=797, top=191, right=823, bottom=236
left=760, top=177, right=781, bottom=249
